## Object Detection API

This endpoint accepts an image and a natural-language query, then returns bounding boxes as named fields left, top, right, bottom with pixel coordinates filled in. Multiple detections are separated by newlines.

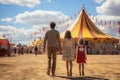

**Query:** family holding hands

left=43, top=22, right=87, bottom=76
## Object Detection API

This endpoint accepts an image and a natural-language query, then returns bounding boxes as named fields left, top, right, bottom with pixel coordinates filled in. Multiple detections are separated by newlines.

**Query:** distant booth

left=60, top=7, right=119, bottom=54
left=29, top=37, right=43, bottom=54
left=0, top=37, right=10, bottom=56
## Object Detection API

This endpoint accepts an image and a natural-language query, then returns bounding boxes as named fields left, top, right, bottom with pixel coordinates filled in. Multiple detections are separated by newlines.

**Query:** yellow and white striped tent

left=29, top=37, right=43, bottom=47
left=60, top=8, right=119, bottom=54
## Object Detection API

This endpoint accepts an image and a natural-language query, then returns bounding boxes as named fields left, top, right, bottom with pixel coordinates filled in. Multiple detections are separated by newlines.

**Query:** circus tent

left=29, top=37, right=43, bottom=54
left=60, top=7, right=119, bottom=54
left=29, top=37, right=43, bottom=47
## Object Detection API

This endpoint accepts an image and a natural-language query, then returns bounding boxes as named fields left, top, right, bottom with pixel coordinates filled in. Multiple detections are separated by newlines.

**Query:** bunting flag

left=96, top=18, right=98, bottom=22
left=67, top=23, right=69, bottom=27
left=34, top=32, right=39, bottom=35
left=101, top=20, right=102, bottom=25
left=117, top=21, right=120, bottom=33
left=42, top=27, right=47, bottom=32
left=104, top=20, right=106, bottom=26
left=114, top=21, right=116, bottom=27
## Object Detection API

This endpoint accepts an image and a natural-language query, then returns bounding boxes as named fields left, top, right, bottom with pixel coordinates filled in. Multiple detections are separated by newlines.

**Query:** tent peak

left=82, top=4, right=85, bottom=10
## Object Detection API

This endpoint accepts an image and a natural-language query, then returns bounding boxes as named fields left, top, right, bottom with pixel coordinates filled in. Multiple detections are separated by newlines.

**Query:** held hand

left=58, top=48, right=62, bottom=54
left=75, top=54, right=77, bottom=59
left=85, top=56, right=87, bottom=60
left=59, top=49, right=62, bottom=54
left=75, top=55, right=76, bottom=59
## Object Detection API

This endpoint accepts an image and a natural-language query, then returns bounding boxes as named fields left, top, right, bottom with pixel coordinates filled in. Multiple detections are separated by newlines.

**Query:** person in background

left=99, top=45, right=104, bottom=54
left=62, top=31, right=76, bottom=76
left=43, top=22, right=62, bottom=76
left=13, top=47, right=17, bottom=55
left=34, top=46, right=38, bottom=56
left=76, top=38, right=87, bottom=76
left=105, top=47, right=111, bottom=54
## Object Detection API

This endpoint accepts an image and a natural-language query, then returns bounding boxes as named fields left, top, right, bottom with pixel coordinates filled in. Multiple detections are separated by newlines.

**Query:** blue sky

left=0, top=0, right=120, bottom=45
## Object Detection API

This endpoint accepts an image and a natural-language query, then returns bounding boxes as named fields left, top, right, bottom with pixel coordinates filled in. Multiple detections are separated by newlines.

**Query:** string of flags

left=33, top=8, right=120, bottom=35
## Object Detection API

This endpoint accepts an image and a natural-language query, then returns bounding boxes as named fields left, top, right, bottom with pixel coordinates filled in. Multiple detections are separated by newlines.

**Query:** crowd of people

left=99, top=45, right=120, bottom=55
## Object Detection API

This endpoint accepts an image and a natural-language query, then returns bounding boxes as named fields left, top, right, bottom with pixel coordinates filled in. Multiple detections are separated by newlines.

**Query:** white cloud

left=96, top=0, right=120, bottom=16
left=0, top=0, right=41, bottom=8
left=15, top=10, right=69, bottom=25
left=1, top=17, right=12, bottom=22
left=94, top=0, right=120, bottom=38
left=0, top=9, right=72, bottom=44
left=94, top=0, right=104, bottom=4
left=0, top=25, right=35, bottom=44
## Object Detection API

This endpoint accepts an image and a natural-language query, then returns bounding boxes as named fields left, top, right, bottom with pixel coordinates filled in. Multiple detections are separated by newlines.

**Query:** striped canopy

left=61, top=8, right=118, bottom=42
left=0, top=37, right=9, bottom=45
left=29, top=37, right=43, bottom=46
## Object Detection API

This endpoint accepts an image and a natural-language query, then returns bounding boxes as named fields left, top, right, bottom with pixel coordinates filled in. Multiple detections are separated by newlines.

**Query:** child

left=62, top=31, right=76, bottom=76
left=76, top=38, right=87, bottom=76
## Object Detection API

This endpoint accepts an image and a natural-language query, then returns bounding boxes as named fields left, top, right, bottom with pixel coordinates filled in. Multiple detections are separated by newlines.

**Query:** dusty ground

left=0, top=54, right=120, bottom=80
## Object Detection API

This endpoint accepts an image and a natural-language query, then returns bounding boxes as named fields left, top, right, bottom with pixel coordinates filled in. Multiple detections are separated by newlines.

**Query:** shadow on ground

left=55, top=76, right=109, bottom=80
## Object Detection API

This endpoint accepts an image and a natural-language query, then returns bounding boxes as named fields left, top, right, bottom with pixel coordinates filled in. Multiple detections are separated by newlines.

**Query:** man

left=43, top=22, right=61, bottom=76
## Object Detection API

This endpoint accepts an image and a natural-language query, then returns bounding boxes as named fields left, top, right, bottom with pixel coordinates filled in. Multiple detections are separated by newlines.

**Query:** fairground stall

left=0, top=37, right=10, bottom=56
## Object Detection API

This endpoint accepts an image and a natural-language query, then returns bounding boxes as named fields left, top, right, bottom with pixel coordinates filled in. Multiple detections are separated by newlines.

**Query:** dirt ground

left=0, top=54, right=120, bottom=80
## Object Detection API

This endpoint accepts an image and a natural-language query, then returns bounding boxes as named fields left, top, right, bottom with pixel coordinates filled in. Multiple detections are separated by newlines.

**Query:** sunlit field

left=0, top=54, right=120, bottom=80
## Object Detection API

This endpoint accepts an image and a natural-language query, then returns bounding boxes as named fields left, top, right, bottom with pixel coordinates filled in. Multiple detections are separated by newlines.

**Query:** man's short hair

left=50, top=22, right=56, bottom=29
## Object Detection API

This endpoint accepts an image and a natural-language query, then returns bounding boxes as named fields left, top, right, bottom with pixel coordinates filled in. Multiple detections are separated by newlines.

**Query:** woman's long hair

left=64, top=30, right=72, bottom=39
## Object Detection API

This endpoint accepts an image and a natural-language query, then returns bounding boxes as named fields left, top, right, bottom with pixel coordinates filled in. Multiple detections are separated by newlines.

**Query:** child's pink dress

left=77, top=45, right=86, bottom=63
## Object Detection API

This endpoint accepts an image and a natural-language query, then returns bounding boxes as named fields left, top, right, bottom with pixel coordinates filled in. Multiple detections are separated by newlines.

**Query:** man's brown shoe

left=47, top=70, right=50, bottom=75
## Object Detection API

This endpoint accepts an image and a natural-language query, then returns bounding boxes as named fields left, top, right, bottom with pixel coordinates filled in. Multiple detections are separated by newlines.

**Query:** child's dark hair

left=50, top=22, right=56, bottom=29
left=64, top=30, right=72, bottom=39
left=78, top=38, right=84, bottom=45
